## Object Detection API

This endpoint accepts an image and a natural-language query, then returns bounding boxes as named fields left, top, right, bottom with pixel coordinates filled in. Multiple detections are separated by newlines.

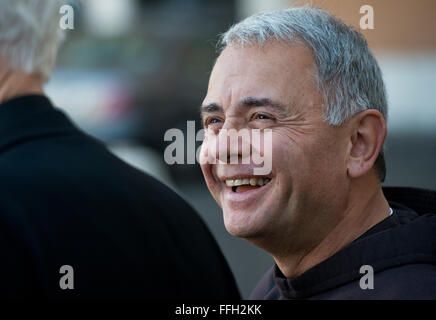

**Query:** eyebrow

left=200, top=103, right=223, bottom=114
left=200, top=97, right=288, bottom=117
left=239, top=97, right=287, bottom=115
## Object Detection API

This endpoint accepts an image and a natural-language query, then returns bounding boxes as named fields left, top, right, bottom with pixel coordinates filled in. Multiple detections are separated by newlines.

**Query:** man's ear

left=347, top=109, right=387, bottom=179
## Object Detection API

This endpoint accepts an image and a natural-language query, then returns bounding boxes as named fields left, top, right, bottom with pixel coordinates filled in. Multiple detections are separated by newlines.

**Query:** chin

left=222, top=208, right=266, bottom=239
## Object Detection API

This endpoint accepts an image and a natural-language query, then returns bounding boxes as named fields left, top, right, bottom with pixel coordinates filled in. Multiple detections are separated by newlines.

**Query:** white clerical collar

left=389, top=207, right=393, bottom=216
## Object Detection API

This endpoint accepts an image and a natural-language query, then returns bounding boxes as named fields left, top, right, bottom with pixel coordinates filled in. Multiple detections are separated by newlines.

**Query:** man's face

left=200, top=42, right=349, bottom=248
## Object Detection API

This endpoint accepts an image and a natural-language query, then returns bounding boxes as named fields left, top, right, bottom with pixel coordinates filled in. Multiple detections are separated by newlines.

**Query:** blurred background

left=45, top=0, right=436, bottom=298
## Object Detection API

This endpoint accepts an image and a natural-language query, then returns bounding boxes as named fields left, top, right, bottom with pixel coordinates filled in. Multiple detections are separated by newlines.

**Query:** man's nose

left=215, top=120, right=250, bottom=164
left=215, top=127, right=231, bottom=163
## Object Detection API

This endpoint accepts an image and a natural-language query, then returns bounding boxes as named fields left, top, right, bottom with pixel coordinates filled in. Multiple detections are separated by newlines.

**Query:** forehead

left=205, top=41, right=317, bottom=108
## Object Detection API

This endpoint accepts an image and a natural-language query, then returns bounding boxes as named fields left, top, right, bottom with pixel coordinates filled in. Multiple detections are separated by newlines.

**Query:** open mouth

left=225, top=178, right=272, bottom=193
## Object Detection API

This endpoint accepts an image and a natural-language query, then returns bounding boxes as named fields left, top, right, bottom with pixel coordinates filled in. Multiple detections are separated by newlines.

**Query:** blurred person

left=0, top=0, right=240, bottom=299
left=200, top=7, right=436, bottom=299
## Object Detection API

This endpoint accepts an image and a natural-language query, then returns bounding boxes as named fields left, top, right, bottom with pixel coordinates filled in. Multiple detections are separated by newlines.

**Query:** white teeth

left=226, top=180, right=235, bottom=187
left=225, top=178, right=271, bottom=187
left=234, top=179, right=243, bottom=186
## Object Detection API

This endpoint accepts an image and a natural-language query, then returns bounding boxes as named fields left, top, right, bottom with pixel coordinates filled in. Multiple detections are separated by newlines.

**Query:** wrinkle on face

left=200, top=40, right=351, bottom=253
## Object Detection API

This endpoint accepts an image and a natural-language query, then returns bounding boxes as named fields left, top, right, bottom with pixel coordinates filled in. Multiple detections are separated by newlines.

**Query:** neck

left=0, top=68, right=44, bottom=105
left=274, top=175, right=390, bottom=278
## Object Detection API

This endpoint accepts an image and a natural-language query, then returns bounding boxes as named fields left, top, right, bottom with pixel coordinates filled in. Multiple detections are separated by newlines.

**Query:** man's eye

left=252, top=113, right=272, bottom=120
left=205, top=117, right=222, bottom=127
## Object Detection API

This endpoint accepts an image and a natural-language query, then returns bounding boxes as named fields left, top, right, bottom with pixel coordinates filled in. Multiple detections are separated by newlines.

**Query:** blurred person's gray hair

left=218, top=6, right=387, bottom=181
left=0, top=0, right=65, bottom=82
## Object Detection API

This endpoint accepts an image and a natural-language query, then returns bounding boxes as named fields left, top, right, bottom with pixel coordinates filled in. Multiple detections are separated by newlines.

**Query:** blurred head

left=0, top=0, right=65, bottom=83
left=200, top=7, right=387, bottom=250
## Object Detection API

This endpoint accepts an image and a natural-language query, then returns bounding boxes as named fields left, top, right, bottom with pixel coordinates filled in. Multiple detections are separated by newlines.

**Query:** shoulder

left=374, top=263, right=436, bottom=299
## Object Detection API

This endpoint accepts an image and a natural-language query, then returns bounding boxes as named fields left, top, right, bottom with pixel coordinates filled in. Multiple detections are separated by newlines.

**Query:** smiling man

left=199, top=7, right=436, bottom=299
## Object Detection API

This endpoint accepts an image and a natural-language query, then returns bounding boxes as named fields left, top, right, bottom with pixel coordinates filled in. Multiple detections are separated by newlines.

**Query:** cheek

left=313, top=134, right=346, bottom=172
left=295, top=135, right=347, bottom=198
left=270, top=135, right=297, bottom=194
left=270, top=131, right=306, bottom=172
left=270, top=131, right=332, bottom=186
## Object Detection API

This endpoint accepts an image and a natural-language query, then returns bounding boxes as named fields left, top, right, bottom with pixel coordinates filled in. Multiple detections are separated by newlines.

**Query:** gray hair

left=0, top=0, right=65, bottom=82
left=219, top=7, right=387, bottom=181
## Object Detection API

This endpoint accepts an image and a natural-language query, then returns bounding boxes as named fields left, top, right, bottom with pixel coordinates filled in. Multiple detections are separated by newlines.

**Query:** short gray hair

left=219, top=7, right=387, bottom=181
left=0, top=0, right=65, bottom=82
